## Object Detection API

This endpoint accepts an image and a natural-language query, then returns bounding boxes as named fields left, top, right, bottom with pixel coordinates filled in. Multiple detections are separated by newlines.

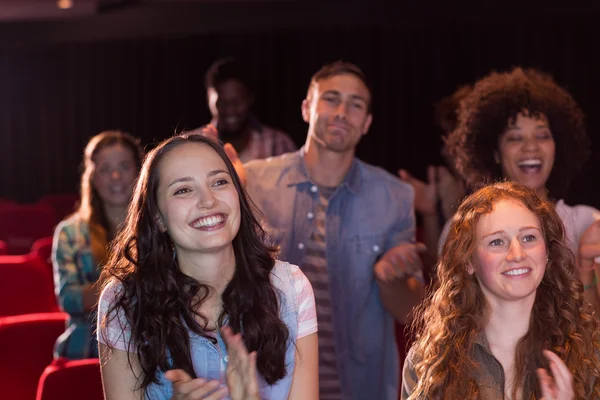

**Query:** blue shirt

left=245, top=148, right=416, bottom=400
left=98, top=261, right=303, bottom=400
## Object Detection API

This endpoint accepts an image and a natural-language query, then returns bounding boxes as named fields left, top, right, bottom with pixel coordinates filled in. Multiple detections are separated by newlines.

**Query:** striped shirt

left=301, top=186, right=342, bottom=399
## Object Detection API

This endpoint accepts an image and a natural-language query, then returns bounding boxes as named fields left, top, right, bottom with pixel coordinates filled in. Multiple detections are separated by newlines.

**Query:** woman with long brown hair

left=52, top=130, right=143, bottom=359
left=402, top=182, right=600, bottom=399
left=97, top=133, right=318, bottom=399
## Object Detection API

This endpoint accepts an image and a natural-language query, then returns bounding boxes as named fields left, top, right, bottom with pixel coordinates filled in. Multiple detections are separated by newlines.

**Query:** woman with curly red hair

left=402, top=182, right=600, bottom=399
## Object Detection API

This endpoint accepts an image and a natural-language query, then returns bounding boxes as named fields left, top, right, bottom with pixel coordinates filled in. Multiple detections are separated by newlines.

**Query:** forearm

left=377, top=277, right=424, bottom=325
left=577, top=257, right=600, bottom=318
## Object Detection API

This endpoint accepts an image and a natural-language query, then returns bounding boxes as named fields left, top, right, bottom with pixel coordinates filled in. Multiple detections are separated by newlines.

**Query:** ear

left=466, top=262, right=475, bottom=275
left=301, top=98, right=310, bottom=123
left=361, top=113, right=373, bottom=136
left=493, top=151, right=500, bottom=164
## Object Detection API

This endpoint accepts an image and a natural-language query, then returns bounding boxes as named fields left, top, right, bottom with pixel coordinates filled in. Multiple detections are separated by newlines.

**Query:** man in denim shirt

left=229, top=62, right=425, bottom=399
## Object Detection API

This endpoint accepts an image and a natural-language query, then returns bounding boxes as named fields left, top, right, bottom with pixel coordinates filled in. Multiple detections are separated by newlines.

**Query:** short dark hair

left=444, top=67, right=590, bottom=199
left=306, top=61, right=373, bottom=111
left=204, top=57, right=253, bottom=93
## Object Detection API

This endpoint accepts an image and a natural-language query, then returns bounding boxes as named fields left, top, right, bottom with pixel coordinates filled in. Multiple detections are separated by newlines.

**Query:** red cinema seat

left=38, top=193, right=78, bottom=221
left=36, top=358, right=103, bottom=400
left=0, top=203, right=58, bottom=255
left=0, top=255, right=59, bottom=317
left=0, top=312, right=68, bottom=400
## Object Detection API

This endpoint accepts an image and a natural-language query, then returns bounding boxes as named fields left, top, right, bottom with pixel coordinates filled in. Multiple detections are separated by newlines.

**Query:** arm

left=401, top=351, right=419, bottom=400
left=375, top=243, right=426, bottom=325
left=52, top=222, right=98, bottom=314
left=578, top=221, right=600, bottom=316
left=288, top=333, right=319, bottom=400
left=100, top=344, right=144, bottom=400
left=375, top=187, right=425, bottom=325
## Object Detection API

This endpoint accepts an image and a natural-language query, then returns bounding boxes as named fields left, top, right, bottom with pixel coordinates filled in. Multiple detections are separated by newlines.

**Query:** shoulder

left=270, top=260, right=300, bottom=289
left=557, top=200, right=600, bottom=231
left=98, top=279, right=125, bottom=312
left=356, top=159, right=414, bottom=199
left=55, top=214, right=87, bottom=233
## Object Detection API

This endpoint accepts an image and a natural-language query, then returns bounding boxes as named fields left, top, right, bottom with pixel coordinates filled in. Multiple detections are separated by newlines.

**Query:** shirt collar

left=284, top=146, right=363, bottom=195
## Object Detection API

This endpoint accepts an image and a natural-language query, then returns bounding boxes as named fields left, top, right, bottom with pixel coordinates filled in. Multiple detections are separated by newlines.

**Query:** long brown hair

left=100, top=134, right=289, bottom=392
left=408, top=182, right=600, bottom=399
left=77, top=130, right=143, bottom=266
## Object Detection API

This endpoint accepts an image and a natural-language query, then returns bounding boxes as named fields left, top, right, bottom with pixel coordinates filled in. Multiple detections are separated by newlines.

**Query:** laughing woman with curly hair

left=403, top=182, right=600, bottom=399
left=442, top=67, right=600, bottom=315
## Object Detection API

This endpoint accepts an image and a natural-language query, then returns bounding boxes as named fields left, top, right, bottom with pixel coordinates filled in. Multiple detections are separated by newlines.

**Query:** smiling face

left=155, top=142, right=241, bottom=256
left=302, top=73, right=372, bottom=154
left=92, top=144, right=138, bottom=208
left=472, top=199, right=548, bottom=306
left=207, top=79, right=254, bottom=140
left=496, top=112, right=556, bottom=195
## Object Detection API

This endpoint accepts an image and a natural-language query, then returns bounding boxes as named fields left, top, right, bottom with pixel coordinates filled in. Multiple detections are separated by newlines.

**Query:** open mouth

left=501, top=268, right=532, bottom=277
left=517, top=159, right=542, bottom=174
left=190, top=213, right=227, bottom=229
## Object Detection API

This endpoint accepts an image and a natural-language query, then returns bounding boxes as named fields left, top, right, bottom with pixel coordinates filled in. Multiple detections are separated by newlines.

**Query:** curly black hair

left=444, top=67, right=590, bottom=200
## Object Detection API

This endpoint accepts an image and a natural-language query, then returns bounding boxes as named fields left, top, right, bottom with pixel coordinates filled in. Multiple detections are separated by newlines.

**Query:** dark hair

left=306, top=61, right=372, bottom=111
left=204, top=57, right=253, bottom=93
left=408, top=181, right=600, bottom=399
left=78, top=130, right=143, bottom=265
left=433, top=84, right=473, bottom=135
left=444, top=67, right=590, bottom=199
left=101, top=133, right=289, bottom=392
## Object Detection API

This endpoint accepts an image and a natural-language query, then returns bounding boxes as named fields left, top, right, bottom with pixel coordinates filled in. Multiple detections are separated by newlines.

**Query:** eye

left=351, top=102, right=364, bottom=110
left=212, top=179, right=229, bottom=187
left=522, top=234, right=537, bottom=242
left=489, top=238, right=504, bottom=246
left=505, top=135, right=522, bottom=142
left=174, top=187, right=191, bottom=195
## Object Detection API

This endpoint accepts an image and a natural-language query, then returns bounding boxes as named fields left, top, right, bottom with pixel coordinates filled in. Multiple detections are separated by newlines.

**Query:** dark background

left=1, top=1, right=598, bottom=208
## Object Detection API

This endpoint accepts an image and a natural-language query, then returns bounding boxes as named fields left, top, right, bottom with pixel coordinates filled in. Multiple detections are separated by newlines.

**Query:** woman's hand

left=537, top=350, right=574, bottom=400
left=221, top=326, right=260, bottom=400
left=165, top=369, right=228, bottom=400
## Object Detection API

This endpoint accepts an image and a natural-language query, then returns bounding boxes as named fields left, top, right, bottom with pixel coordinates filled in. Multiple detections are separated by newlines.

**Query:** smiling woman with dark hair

left=96, top=133, right=318, bottom=400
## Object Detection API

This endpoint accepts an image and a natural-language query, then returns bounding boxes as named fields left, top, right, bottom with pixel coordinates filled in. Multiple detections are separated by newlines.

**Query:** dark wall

left=0, top=2, right=598, bottom=208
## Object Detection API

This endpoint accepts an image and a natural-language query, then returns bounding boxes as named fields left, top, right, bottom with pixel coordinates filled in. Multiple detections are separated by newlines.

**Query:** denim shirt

left=98, top=261, right=300, bottom=400
left=245, top=148, right=416, bottom=400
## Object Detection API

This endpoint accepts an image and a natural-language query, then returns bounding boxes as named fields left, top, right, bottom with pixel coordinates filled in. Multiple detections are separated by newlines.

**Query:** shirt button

left=373, top=245, right=380, bottom=253
left=307, top=212, right=314, bottom=219
left=310, top=185, right=318, bottom=193
left=223, top=355, right=229, bottom=363
left=298, top=242, right=305, bottom=250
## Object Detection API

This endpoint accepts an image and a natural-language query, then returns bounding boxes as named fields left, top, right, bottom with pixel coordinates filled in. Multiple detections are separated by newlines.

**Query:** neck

left=536, top=187, right=548, bottom=201
left=304, top=136, right=355, bottom=187
left=484, top=295, right=534, bottom=348
left=102, top=204, right=128, bottom=235
left=176, top=244, right=236, bottom=299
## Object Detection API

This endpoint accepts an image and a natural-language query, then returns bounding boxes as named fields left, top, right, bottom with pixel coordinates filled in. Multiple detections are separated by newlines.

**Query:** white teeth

left=503, top=268, right=531, bottom=276
left=192, top=215, right=224, bottom=228
left=518, top=159, right=542, bottom=166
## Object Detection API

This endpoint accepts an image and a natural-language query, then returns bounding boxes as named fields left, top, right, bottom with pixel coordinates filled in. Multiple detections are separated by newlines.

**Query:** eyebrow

left=482, top=226, right=541, bottom=239
left=321, top=90, right=368, bottom=104
left=506, top=123, right=549, bottom=131
left=167, top=169, right=230, bottom=187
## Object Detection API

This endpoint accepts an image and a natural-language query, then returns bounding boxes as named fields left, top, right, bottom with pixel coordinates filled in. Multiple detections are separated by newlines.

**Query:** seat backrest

left=30, top=236, right=54, bottom=265
left=0, top=255, right=59, bottom=316
left=37, top=193, right=79, bottom=221
left=0, top=203, right=58, bottom=254
left=0, top=312, right=68, bottom=400
left=0, top=240, right=6, bottom=255
left=36, top=357, right=103, bottom=400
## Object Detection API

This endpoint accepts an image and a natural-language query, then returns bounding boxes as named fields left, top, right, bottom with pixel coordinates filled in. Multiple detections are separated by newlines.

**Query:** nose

left=110, top=169, right=121, bottom=180
left=522, top=136, right=540, bottom=152
left=506, top=238, right=526, bottom=263
left=333, top=101, right=349, bottom=121
left=196, top=187, right=217, bottom=210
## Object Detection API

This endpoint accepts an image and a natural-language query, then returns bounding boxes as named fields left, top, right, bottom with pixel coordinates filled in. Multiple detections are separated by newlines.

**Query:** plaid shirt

left=191, top=117, right=297, bottom=163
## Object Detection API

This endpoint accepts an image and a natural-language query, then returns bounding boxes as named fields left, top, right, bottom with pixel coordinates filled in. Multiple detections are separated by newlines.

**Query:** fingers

left=166, top=369, right=226, bottom=399
left=398, top=169, right=413, bottom=182
left=537, top=367, right=555, bottom=399
left=543, top=350, right=573, bottom=396
left=223, top=143, right=241, bottom=163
